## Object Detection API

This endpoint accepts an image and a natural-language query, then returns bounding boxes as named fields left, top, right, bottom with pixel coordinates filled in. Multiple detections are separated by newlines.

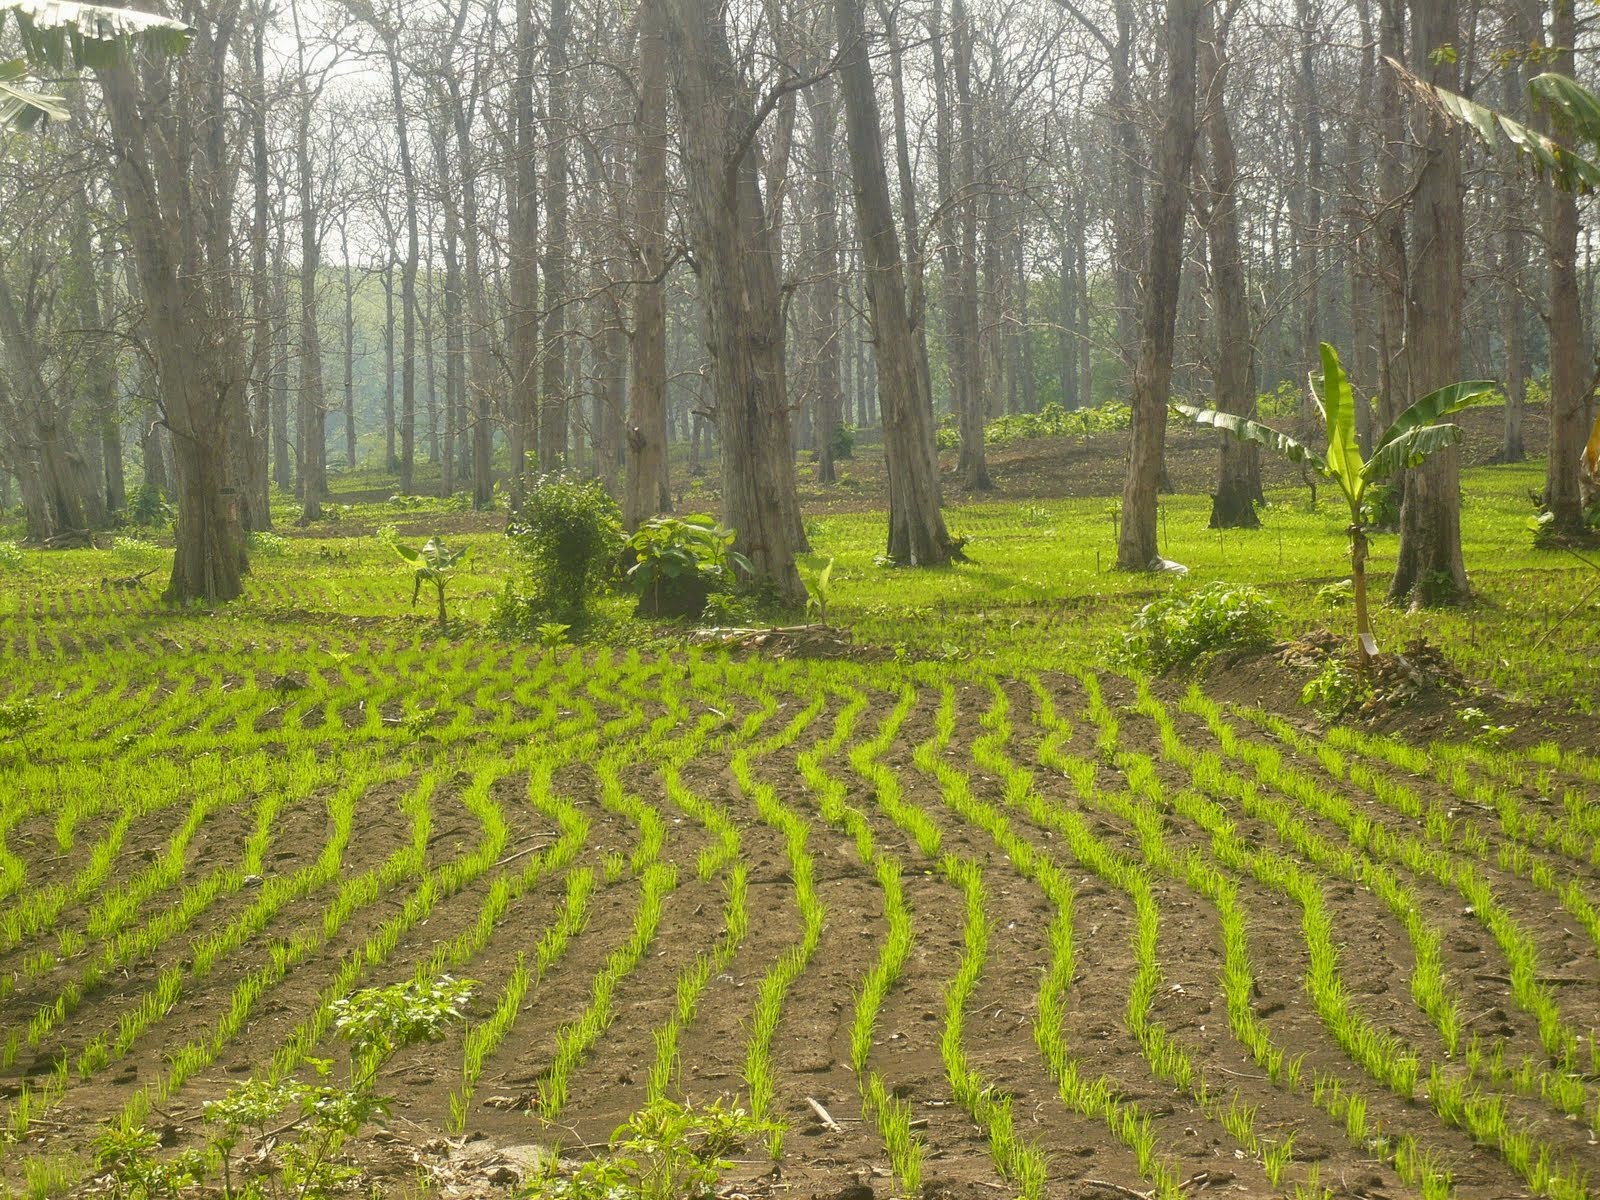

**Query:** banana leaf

left=1362, top=424, right=1465, bottom=483
left=1388, top=57, right=1600, bottom=193
left=0, top=56, right=65, bottom=129
left=1369, top=379, right=1496, bottom=466
left=1172, top=404, right=1330, bottom=475
left=1318, top=343, right=1363, bottom=487
left=1, top=1, right=192, bottom=69
left=1529, top=72, right=1600, bottom=152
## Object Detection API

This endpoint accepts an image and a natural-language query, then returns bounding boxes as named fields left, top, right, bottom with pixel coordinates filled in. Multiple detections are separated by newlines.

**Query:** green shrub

left=981, top=400, right=1132, bottom=446
left=831, top=423, right=856, bottom=460
left=626, top=515, right=749, bottom=620
left=503, top=476, right=624, bottom=626
left=0, top=539, right=21, bottom=570
left=125, top=483, right=171, bottom=529
left=1116, top=583, right=1276, bottom=673
left=1301, top=658, right=1372, bottom=718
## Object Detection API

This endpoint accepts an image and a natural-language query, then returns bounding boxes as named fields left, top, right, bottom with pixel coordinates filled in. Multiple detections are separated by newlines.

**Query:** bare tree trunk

left=381, top=259, right=396, bottom=472
left=240, top=4, right=273, bottom=528
left=343, top=251, right=356, bottom=470
left=1499, top=50, right=1528, bottom=464
left=508, top=0, right=538, bottom=502
left=387, top=34, right=420, bottom=495
left=805, top=77, right=842, bottom=486
left=1375, top=0, right=1409, bottom=430
left=661, top=0, right=808, bottom=604
left=538, top=0, right=572, bottom=473
left=1116, top=0, right=1201, bottom=570
left=836, top=0, right=955, bottom=564
left=1544, top=0, right=1584, bottom=531
left=948, top=0, right=989, bottom=489
left=72, top=192, right=124, bottom=515
left=272, top=236, right=292, bottom=490
left=1390, top=0, right=1467, bottom=604
left=1199, top=0, right=1260, bottom=529
left=294, top=70, right=325, bottom=523
left=100, top=5, right=249, bottom=601
left=624, top=0, right=671, bottom=527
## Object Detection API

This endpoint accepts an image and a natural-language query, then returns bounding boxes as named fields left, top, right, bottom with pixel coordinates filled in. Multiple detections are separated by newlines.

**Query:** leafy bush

left=982, top=400, right=1132, bottom=446
left=1301, top=658, right=1372, bottom=718
left=503, top=476, right=624, bottom=626
left=125, top=482, right=172, bottom=529
left=0, top=539, right=21, bottom=569
left=830, top=423, right=856, bottom=460
left=248, top=530, right=289, bottom=557
left=1116, top=583, right=1276, bottom=673
left=627, top=515, right=749, bottom=620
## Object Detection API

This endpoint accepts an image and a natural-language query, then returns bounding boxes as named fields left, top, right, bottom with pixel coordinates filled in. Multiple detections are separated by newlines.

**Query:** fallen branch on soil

left=804, top=1096, right=841, bottom=1131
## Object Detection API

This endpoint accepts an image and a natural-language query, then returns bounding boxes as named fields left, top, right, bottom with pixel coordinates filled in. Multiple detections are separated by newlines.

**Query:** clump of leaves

left=1116, top=582, right=1276, bottom=673
left=125, top=483, right=172, bottom=530
left=195, top=976, right=474, bottom=1199
left=93, top=1123, right=202, bottom=1200
left=394, top=535, right=472, bottom=634
left=524, top=1097, right=776, bottom=1200
left=626, top=515, right=750, bottom=621
left=0, top=539, right=22, bottom=569
left=806, top=558, right=836, bottom=627
left=1301, top=657, right=1373, bottom=718
left=503, top=476, right=624, bottom=628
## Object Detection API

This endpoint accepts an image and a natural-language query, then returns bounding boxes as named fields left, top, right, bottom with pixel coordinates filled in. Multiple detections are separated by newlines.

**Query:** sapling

left=1176, top=343, right=1493, bottom=662
left=392, top=536, right=472, bottom=633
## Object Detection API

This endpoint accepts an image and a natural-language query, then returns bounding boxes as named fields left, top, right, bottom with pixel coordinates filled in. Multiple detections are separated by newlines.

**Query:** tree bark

left=1198, top=1, right=1260, bottom=529
left=1543, top=0, right=1584, bottom=530
left=661, top=0, right=808, bottom=604
left=539, top=0, right=572, bottom=472
left=1390, top=0, right=1468, bottom=604
left=836, top=0, right=955, bottom=565
left=1116, top=0, right=1201, bottom=570
left=624, top=0, right=672, bottom=527
left=100, top=5, right=249, bottom=602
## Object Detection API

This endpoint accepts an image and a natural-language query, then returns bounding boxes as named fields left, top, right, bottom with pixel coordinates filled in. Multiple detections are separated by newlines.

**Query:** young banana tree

left=394, top=536, right=472, bottom=634
left=1, top=0, right=191, bottom=130
left=1176, top=344, right=1494, bottom=663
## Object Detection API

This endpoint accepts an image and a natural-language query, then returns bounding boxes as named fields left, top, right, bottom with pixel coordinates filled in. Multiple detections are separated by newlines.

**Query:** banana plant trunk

left=1351, top=523, right=1376, bottom=663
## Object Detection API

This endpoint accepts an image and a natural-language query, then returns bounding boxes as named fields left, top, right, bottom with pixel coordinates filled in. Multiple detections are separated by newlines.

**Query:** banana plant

left=1175, top=344, right=1494, bottom=663
left=1, top=1, right=192, bottom=130
left=393, top=536, right=472, bottom=634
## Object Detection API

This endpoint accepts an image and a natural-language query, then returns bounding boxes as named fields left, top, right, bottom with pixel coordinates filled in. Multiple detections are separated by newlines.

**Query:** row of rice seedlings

left=537, top=861, right=679, bottom=1117
left=253, top=660, right=640, bottom=1099
left=971, top=678, right=1279, bottom=1196
left=458, top=659, right=748, bottom=1127
left=1192, top=696, right=1592, bottom=1095
left=906, top=680, right=1049, bottom=1198
left=639, top=661, right=776, bottom=1105
left=1058, top=679, right=1448, bottom=1196
left=46, top=660, right=605, bottom=1160
left=1250, top=711, right=1600, bottom=955
left=451, top=865, right=596, bottom=1129
left=1141, top=684, right=1593, bottom=1198
left=791, top=678, right=924, bottom=1196
left=1328, top=722, right=1600, bottom=867
left=732, top=674, right=830, bottom=1157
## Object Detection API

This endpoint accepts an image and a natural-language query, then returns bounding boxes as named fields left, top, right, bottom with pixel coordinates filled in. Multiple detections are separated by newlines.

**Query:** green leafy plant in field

left=626, top=515, right=750, bottom=620
left=124, top=482, right=173, bottom=530
left=504, top=475, right=624, bottom=627
left=0, top=539, right=21, bottom=569
left=1300, top=657, right=1372, bottom=718
left=1116, top=582, right=1275, bottom=673
left=805, top=557, right=835, bottom=626
left=525, top=1097, right=774, bottom=1200
left=195, top=975, right=472, bottom=1199
left=393, top=535, right=472, bottom=633
left=1176, top=343, right=1494, bottom=662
